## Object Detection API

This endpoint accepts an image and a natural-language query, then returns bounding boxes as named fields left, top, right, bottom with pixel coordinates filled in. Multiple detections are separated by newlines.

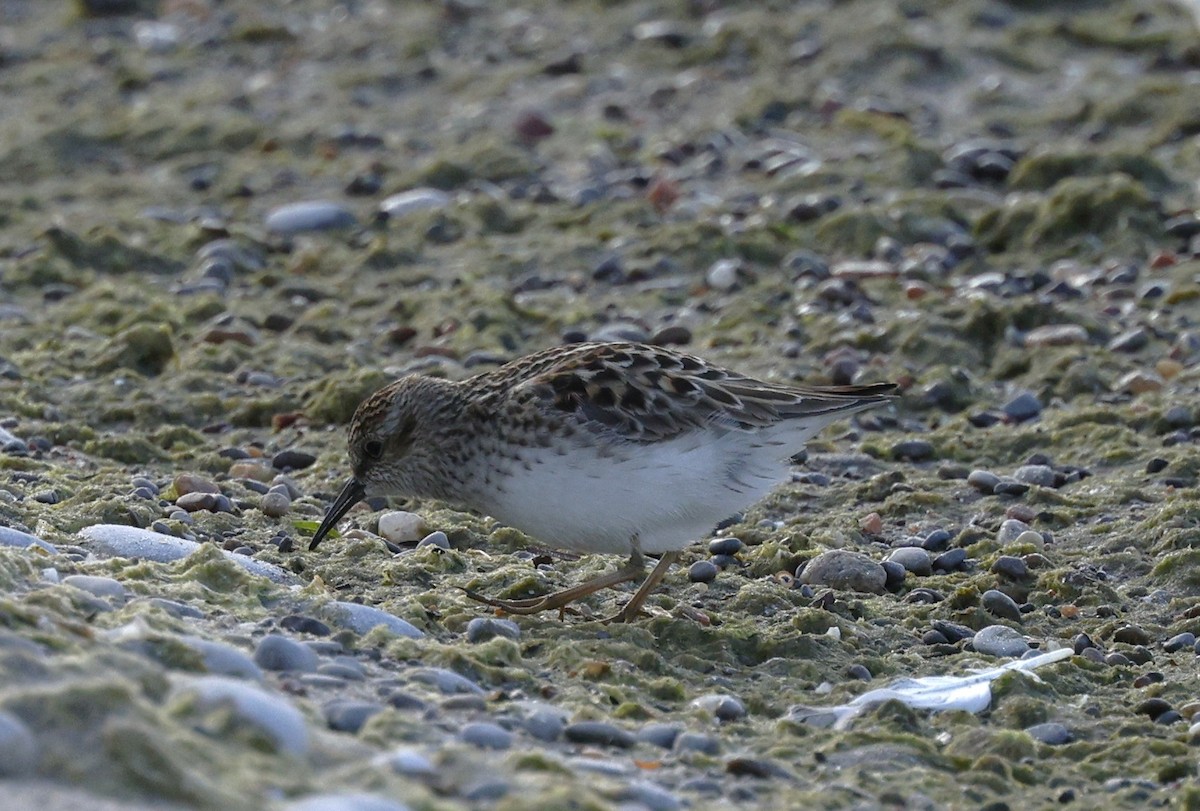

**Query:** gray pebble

left=886, top=547, right=932, bottom=576
left=265, top=200, right=357, bottom=235
left=317, top=656, right=366, bottom=681
left=523, top=708, right=566, bottom=742
left=1107, top=328, right=1150, bottom=353
left=1026, top=722, right=1073, bottom=745
left=1164, top=632, right=1195, bottom=653
left=0, top=526, right=57, bottom=554
left=563, top=721, right=635, bottom=748
left=880, top=560, right=906, bottom=590
left=180, top=635, right=263, bottom=681
left=462, top=779, right=510, bottom=802
left=637, top=722, right=682, bottom=749
left=465, top=617, right=520, bottom=643
left=260, top=491, right=291, bottom=518
left=380, top=748, right=435, bottom=777
left=891, top=439, right=935, bottom=461
left=708, top=537, right=744, bottom=556
left=997, top=518, right=1032, bottom=545
left=932, top=548, right=967, bottom=571
left=379, top=188, right=450, bottom=219
left=253, top=634, right=318, bottom=673
left=800, top=550, right=886, bottom=594
left=272, top=449, right=316, bottom=471
left=688, top=560, right=718, bottom=583
left=846, top=663, right=872, bottom=681
left=411, top=667, right=483, bottom=695
left=982, top=589, right=1022, bottom=621
left=79, top=525, right=295, bottom=584
left=0, top=711, right=37, bottom=776
left=62, top=574, right=126, bottom=601
left=972, top=625, right=1030, bottom=657
left=416, top=531, right=450, bottom=551
left=325, top=601, right=423, bottom=639
left=172, top=675, right=307, bottom=755
left=993, top=478, right=1031, bottom=497
left=1003, top=392, right=1042, bottom=421
left=991, top=555, right=1030, bottom=580
left=1014, top=465, right=1056, bottom=487
left=461, top=721, right=514, bottom=750
left=624, top=781, right=683, bottom=811
left=691, top=693, right=746, bottom=721
left=967, top=470, right=999, bottom=494
left=145, top=597, right=204, bottom=619
left=323, top=699, right=383, bottom=733
left=674, top=731, right=721, bottom=755
left=281, top=793, right=410, bottom=811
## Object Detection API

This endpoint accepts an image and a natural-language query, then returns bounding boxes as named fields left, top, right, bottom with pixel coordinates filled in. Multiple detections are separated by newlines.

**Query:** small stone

left=325, top=601, right=423, bottom=639
left=1136, top=697, right=1172, bottom=720
left=62, top=575, right=126, bottom=601
left=690, top=693, right=746, bottom=721
left=1013, top=465, right=1056, bottom=487
left=1117, top=370, right=1164, bottom=394
left=1024, top=324, right=1088, bottom=347
left=377, top=511, right=426, bottom=543
left=982, top=589, right=1022, bottom=621
left=922, top=629, right=949, bottom=645
left=174, top=473, right=220, bottom=495
left=1012, top=530, right=1045, bottom=550
left=800, top=550, right=886, bottom=594
left=176, top=492, right=223, bottom=513
left=993, top=478, right=1030, bottom=497
left=967, top=470, right=1000, bottom=494
left=265, top=200, right=357, bottom=235
left=563, top=721, right=635, bottom=748
left=280, top=615, right=332, bottom=636
left=846, top=663, right=872, bottom=681
left=997, top=519, right=1032, bottom=545
left=229, top=462, right=275, bottom=482
left=381, top=748, right=436, bottom=778
left=637, top=723, right=682, bottom=749
left=706, top=259, right=742, bottom=291
left=0, top=711, right=37, bottom=776
left=253, top=634, right=319, bottom=673
left=465, top=617, right=520, bottom=643
left=523, top=707, right=566, bottom=742
left=972, top=625, right=1030, bottom=657
left=859, top=512, right=884, bottom=535
left=1026, top=722, right=1072, bottom=745
left=411, top=667, right=483, bottom=695
left=272, top=449, right=317, bottom=471
left=461, top=722, right=513, bottom=750
left=1108, top=328, right=1150, bottom=353
left=991, top=556, right=1030, bottom=580
left=323, top=699, right=384, bottom=733
left=922, top=529, right=953, bottom=551
left=886, top=547, right=932, bottom=576
left=708, top=537, right=744, bottom=556
left=1002, top=392, right=1042, bottom=422
left=880, top=560, right=906, bottom=591
left=1164, top=632, right=1195, bottom=653
left=688, top=560, right=718, bottom=583
left=179, top=636, right=263, bottom=681
left=171, top=675, right=307, bottom=755
left=891, top=439, right=935, bottom=461
left=379, top=188, right=450, bottom=219
left=674, top=731, right=721, bottom=755
left=261, top=492, right=291, bottom=518
left=416, top=531, right=450, bottom=551
left=932, top=548, right=967, bottom=571
left=1113, top=625, right=1152, bottom=646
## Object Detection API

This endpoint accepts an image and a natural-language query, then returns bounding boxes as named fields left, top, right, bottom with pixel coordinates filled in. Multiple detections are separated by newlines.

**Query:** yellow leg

left=603, top=551, right=680, bottom=624
left=463, top=551, right=647, bottom=616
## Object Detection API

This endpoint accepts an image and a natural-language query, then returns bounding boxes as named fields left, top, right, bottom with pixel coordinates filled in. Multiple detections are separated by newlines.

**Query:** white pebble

left=377, top=511, right=426, bottom=543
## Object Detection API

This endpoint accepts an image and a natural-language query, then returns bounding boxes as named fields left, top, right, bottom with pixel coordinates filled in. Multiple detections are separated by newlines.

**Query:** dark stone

left=272, top=450, right=317, bottom=471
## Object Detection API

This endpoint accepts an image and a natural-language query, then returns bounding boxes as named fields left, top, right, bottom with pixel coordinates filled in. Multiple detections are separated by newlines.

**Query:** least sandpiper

left=309, top=341, right=896, bottom=622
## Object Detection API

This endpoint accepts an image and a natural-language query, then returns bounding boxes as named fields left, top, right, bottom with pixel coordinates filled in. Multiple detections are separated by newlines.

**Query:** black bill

left=309, top=477, right=366, bottom=550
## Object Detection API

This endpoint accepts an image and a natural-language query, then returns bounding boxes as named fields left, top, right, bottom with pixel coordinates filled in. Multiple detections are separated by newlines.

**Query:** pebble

left=1113, top=626, right=1152, bottom=646
left=281, top=793, right=411, bottom=811
left=325, top=601, right=423, bottom=639
left=173, top=473, right=220, bottom=495
left=260, top=491, right=292, bottom=518
left=265, top=201, right=357, bottom=235
left=624, top=781, right=683, bottom=811
left=997, top=519, right=1033, bottom=545
left=932, top=548, right=967, bottom=571
left=377, top=511, right=427, bottom=543
left=706, top=258, right=742, bottom=291
left=859, top=512, right=884, bottom=535
left=379, top=748, right=436, bottom=778
left=272, top=449, right=317, bottom=471
left=992, top=479, right=1030, bottom=497
left=690, top=693, right=746, bottom=721
left=563, top=721, right=635, bottom=748
left=1024, top=324, right=1088, bottom=347
left=1108, top=328, right=1150, bottom=353
left=846, top=663, right=872, bottom=681
left=416, top=531, right=450, bottom=551
left=1013, top=465, right=1056, bottom=487
left=967, top=470, right=1000, bottom=494
left=637, top=722, right=682, bottom=749
left=318, top=661, right=365, bottom=681
left=674, top=731, right=721, bottom=755
left=465, top=617, right=520, bottom=643
left=379, top=188, right=451, bottom=219
left=146, top=597, right=204, bottom=619
left=280, top=615, right=332, bottom=636
left=0, top=711, right=37, bottom=776
left=800, top=550, right=886, bottom=594
left=972, top=625, right=1030, bottom=657
left=688, top=560, right=718, bottom=583
left=323, top=699, right=383, bottom=733
left=78, top=525, right=295, bottom=584
left=981, top=589, right=1023, bottom=621
left=880, top=560, right=906, bottom=591
left=991, top=555, right=1030, bottom=580
left=411, top=667, right=484, bottom=695
left=922, top=529, right=953, bottom=551
left=0, top=527, right=57, bottom=554
left=1026, top=722, right=1073, bottom=745
left=891, top=439, right=935, bottom=461
left=1136, top=697, right=1172, bottom=720
left=1002, top=392, right=1042, bottom=422
left=886, top=547, right=932, bottom=576
left=461, top=721, right=514, bottom=750
left=523, top=706, right=567, bottom=742
left=171, top=675, right=308, bottom=755
left=179, top=636, right=263, bottom=681
left=253, top=634, right=319, bottom=673
left=708, top=537, right=744, bottom=556
left=1164, top=632, right=1195, bottom=653
left=62, top=575, right=126, bottom=601
left=176, top=492, right=224, bottom=513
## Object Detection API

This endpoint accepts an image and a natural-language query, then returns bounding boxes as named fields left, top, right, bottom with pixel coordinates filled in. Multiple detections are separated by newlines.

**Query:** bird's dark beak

left=309, top=478, right=366, bottom=550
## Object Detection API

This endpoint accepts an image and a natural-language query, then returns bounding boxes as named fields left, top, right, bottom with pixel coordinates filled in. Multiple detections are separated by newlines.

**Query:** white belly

left=472, top=429, right=796, bottom=555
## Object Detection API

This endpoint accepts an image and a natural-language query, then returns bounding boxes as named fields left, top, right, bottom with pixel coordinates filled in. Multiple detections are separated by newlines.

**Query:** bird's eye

left=363, top=439, right=384, bottom=459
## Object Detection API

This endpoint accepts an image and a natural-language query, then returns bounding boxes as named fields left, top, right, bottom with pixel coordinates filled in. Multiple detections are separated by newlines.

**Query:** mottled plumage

left=310, top=342, right=896, bottom=622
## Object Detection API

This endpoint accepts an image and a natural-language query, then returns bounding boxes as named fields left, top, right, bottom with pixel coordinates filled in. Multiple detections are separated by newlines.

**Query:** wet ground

left=2, top=0, right=1200, bottom=809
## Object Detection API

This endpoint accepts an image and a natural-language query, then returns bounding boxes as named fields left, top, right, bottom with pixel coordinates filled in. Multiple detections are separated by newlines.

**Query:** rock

left=708, top=537, right=744, bottom=556
left=379, top=748, right=435, bottom=778
left=325, top=601, right=423, bottom=639
left=1013, top=465, right=1056, bottom=487
left=1024, top=324, right=1088, bottom=347
left=1026, top=722, right=1072, bottom=745
left=886, top=547, right=932, bottom=576
left=465, top=617, right=520, bottom=643
left=881, top=560, right=906, bottom=591
left=0, top=527, right=57, bottom=554
left=997, top=519, right=1032, bottom=545
left=323, top=699, right=383, bottom=733
left=281, top=793, right=411, bottom=811
left=265, top=200, right=357, bottom=235
left=179, top=636, right=263, bottom=681
left=173, top=473, right=220, bottom=495
left=253, top=634, right=319, bottom=673
left=688, top=560, right=718, bottom=583
left=623, top=781, right=682, bottom=811
left=674, top=731, right=720, bottom=755
left=972, top=625, right=1029, bottom=657
left=800, top=550, right=886, bottom=594
left=416, top=531, right=450, bottom=551
left=171, top=675, right=308, bottom=755
left=411, top=667, right=483, bottom=695
left=563, top=721, right=635, bottom=748
left=991, top=555, right=1030, bottom=580
left=967, top=470, right=1000, bottom=494
left=637, top=722, right=682, bottom=749
left=62, top=575, right=126, bottom=601
left=982, top=589, right=1022, bottom=621
left=891, top=439, right=935, bottom=461
left=260, top=491, right=292, bottom=518
left=461, top=721, right=513, bottom=750
left=379, top=189, right=451, bottom=219
left=690, top=693, right=746, bottom=721
left=377, top=511, right=426, bottom=543
left=1108, top=328, right=1150, bottom=353
left=1117, top=370, right=1164, bottom=394
left=1164, top=632, right=1195, bottom=653
left=1002, top=392, right=1042, bottom=422
left=931, top=548, right=967, bottom=571
left=859, top=512, right=884, bottom=534
left=522, top=706, right=566, bottom=742
left=1113, top=625, right=1151, bottom=646
left=0, top=711, right=37, bottom=776
left=272, top=450, right=317, bottom=470
left=79, top=525, right=295, bottom=584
